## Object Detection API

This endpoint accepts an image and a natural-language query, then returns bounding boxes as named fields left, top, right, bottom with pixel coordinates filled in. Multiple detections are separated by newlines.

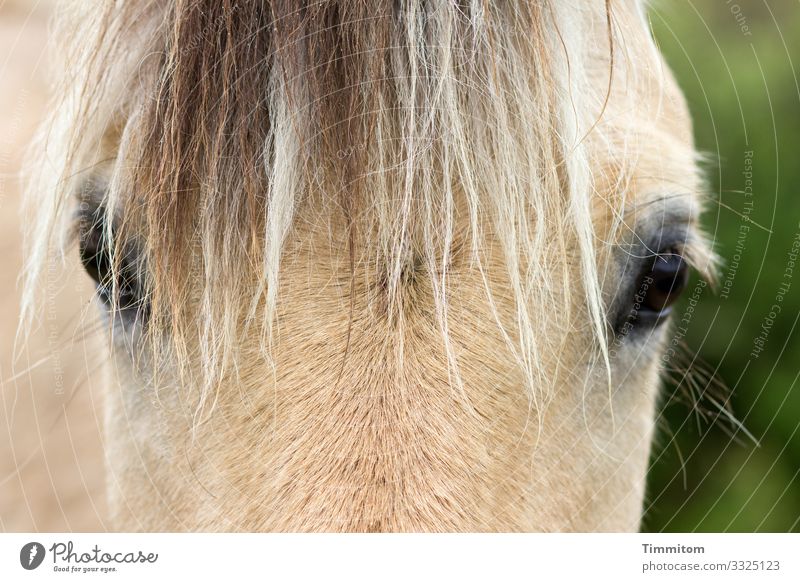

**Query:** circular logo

left=19, top=542, right=46, bottom=570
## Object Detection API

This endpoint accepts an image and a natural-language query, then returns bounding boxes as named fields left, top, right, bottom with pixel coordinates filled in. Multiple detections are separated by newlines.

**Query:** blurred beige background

left=0, top=0, right=106, bottom=531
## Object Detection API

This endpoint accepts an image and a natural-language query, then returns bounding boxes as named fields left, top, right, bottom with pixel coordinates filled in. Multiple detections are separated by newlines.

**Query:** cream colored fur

left=23, top=0, right=711, bottom=531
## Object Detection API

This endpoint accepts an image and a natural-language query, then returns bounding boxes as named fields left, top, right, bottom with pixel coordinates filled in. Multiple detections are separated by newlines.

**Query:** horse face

left=46, top=1, right=708, bottom=531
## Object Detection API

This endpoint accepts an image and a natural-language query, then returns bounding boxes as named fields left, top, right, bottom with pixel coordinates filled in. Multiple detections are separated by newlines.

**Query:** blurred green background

left=644, top=1, right=800, bottom=532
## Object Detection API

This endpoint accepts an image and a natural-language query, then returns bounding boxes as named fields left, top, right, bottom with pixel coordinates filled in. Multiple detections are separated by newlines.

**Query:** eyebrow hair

left=615, top=202, right=715, bottom=286
left=626, top=190, right=699, bottom=222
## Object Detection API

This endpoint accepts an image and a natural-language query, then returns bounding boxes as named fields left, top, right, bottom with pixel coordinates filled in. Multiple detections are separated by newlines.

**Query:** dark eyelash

left=76, top=204, right=149, bottom=326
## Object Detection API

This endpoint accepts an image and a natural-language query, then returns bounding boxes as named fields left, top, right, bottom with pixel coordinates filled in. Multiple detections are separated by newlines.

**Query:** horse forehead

left=582, top=9, right=698, bottom=218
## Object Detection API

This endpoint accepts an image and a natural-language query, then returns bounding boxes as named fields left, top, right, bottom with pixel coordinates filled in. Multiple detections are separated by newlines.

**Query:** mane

left=23, top=1, right=628, bottom=419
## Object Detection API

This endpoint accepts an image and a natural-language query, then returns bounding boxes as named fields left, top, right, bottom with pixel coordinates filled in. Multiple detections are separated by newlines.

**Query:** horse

left=22, top=0, right=713, bottom=531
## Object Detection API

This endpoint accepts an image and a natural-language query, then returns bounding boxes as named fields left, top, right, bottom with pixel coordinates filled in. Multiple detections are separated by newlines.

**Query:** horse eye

left=78, top=216, right=144, bottom=316
left=632, top=250, right=689, bottom=324
left=78, top=225, right=106, bottom=287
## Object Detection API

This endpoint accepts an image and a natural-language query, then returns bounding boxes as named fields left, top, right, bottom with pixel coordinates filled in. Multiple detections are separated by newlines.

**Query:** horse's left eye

left=632, top=250, right=689, bottom=325
left=78, top=211, right=146, bottom=320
